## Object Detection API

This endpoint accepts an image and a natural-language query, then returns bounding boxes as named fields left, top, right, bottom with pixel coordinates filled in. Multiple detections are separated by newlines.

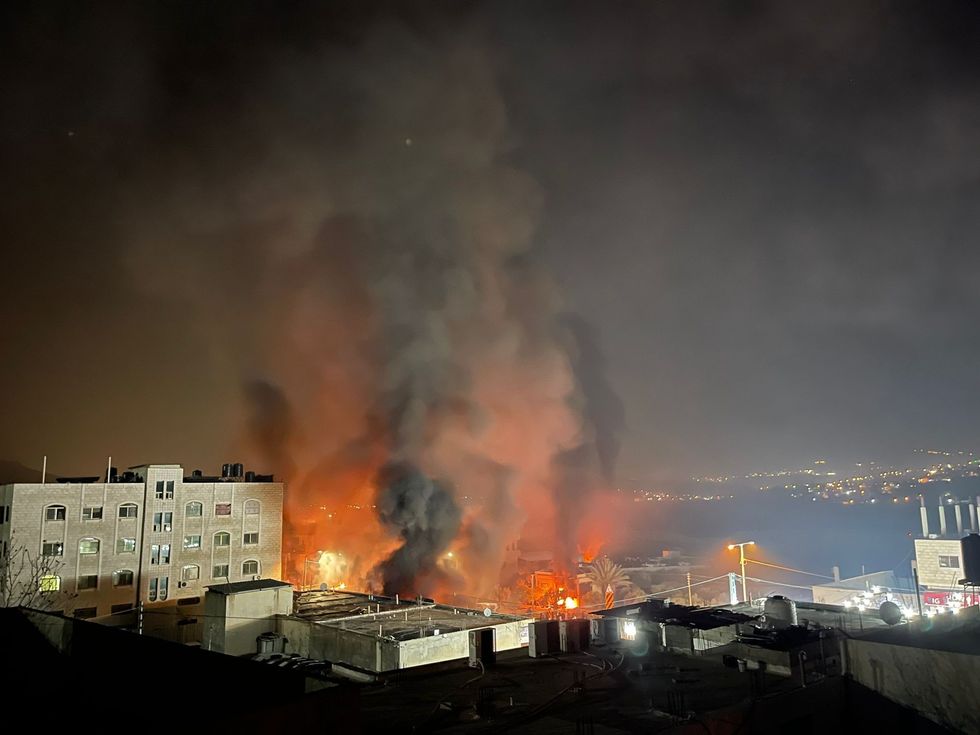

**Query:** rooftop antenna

left=107, top=456, right=112, bottom=484
left=41, top=455, right=47, bottom=484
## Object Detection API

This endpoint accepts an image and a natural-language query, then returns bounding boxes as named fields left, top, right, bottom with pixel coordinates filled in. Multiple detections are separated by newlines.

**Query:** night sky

left=3, top=1, right=980, bottom=485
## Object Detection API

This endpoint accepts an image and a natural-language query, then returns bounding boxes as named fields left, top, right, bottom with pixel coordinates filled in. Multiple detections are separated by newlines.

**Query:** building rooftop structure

left=207, top=579, right=292, bottom=595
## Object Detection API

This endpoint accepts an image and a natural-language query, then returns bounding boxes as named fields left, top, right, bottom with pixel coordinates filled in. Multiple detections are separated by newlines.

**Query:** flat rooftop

left=294, top=589, right=530, bottom=641
left=208, top=579, right=292, bottom=595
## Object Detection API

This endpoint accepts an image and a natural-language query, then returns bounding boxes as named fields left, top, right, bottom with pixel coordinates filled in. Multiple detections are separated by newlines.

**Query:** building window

left=213, top=532, right=230, bottom=548
left=111, top=603, right=134, bottom=614
left=41, top=541, right=64, bottom=557
left=74, top=607, right=98, bottom=619
left=151, top=544, right=171, bottom=564
left=939, top=555, right=960, bottom=569
left=118, top=503, right=138, bottom=519
left=244, top=499, right=260, bottom=516
left=182, top=565, right=200, bottom=581
left=242, top=560, right=259, bottom=576
left=149, top=577, right=158, bottom=602
left=177, top=596, right=200, bottom=607
left=186, top=501, right=203, bottom=518
left=243, top=532, right=259, bottom=545
left=39, top=575, right=61, bottom=592
left=45, top=505, right=66, bottom=521
left=212, top=564, right=229, bottom=579
left=153, top=512, right=173, bottom=532
left=79, top=538, right=100, bottom=555
left=155, top=481, right=164, bottom=499
left=112, top=569, right=134, bottom=587
left=117, top=537, right=137, bottom=554
left=183, top=535, right=202, bottom=550
left=214, top=503, right=232, bottom=516
left=77, top=574, right=98, bottom=590
left=159, top=576, right=169, bottom=600
left=82, top=506, right=103, bottom=520
left=165, top=480, right=175, bottom=499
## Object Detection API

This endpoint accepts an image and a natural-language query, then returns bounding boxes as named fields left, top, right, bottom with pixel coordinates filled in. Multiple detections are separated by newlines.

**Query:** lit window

left=45, top=505, right=66, bottom=521
left=622, top=620, right=637, bottom=641
left=82, top=506, right=103, bottom=520
left=159, top=576, right=169, bottom=600
left=183, top=535, right=201, bottom=550
left=182, top=565, right=200, bottom=581
left=213, top=532, right=230, bottom=548
left=212, top=564, right=229, bottom=579
left=242, top=560, right=259, bottom=576
left=41, top=541, right=64, bottom=557
left=151, top=544, right=170, bottom=564
left=116, top=537, right=137, bottom=554
left=79, top=538, right=100, bottom=555
left=77, top=574, right=98, bottom=590
left=243, top=532, right=259, bottom=545
left=118, top=503, right=138, bottom=519
left=185, top=501, right=202, bottom=518
left=244, top=500, right=260, bottom=515
left=149, top=577, right=158, bottom=602
left=39, top=575, right=61, bottom=592
left=112, top=569, right=134, bottom=587
left=215, top=503, right=232, bottom=517
left=939, top=555, right=960, bottom=569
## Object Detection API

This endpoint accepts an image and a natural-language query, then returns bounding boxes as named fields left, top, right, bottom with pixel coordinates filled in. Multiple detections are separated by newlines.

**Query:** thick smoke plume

left=374, top=461, right=462, bottom=595
left=121, top=16, right=622, bottom=596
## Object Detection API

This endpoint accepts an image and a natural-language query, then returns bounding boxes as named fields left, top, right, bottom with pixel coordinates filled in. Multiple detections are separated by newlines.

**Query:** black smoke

left=242, top=379, right=296, bottom=480
left=373, top=461, right=462, bottom=595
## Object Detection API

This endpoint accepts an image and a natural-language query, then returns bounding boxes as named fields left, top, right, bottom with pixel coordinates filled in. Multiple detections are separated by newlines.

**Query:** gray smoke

left=243, top=379, right=296, bottom=481
left=374, top=461, right=463, bottom=595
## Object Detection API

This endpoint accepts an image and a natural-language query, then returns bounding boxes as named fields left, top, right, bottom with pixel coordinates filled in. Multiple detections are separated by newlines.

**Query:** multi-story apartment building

left=0, top=463, right=283, bottom=619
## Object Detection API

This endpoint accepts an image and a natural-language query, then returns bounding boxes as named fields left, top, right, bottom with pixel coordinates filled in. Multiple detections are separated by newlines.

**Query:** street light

left=727, top=541, right=755, bottom=604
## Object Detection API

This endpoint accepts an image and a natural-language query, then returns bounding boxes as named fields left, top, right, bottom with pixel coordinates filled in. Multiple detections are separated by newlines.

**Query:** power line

left=744, top=558, right=834, bottom=579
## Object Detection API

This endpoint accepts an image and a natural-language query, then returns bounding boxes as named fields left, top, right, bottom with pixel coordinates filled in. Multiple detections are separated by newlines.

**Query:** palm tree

left=584, top=557, right=630, bottom=601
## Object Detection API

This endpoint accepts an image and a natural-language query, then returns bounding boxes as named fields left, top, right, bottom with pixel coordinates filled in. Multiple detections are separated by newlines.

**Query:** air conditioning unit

left=252, top=575, right=261, bottom=581
left=178, top=581, right=187, bottom=588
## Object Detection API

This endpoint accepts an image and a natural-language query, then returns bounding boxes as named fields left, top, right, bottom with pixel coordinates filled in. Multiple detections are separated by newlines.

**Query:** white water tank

left=763, top=595, right=798, bottom=629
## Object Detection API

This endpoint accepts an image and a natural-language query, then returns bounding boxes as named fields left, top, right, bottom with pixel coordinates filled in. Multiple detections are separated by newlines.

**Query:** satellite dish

left=484, top=608, right=492, bottom=617
left=879, top=600, right=903, bottom=626
left=319, top=583, right=328, bottom=591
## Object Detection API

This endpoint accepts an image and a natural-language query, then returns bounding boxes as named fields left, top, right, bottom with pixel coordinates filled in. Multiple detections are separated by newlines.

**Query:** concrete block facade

left=0, top=464, right=283, bottom=619
left=913, top=538, right=964, bottom=589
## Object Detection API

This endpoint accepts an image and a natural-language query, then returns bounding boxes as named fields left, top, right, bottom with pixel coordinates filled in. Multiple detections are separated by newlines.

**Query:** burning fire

left=559, top=596, right=579, bottom=610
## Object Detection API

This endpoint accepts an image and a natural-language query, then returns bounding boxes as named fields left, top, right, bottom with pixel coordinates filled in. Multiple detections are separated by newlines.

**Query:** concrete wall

left=914, top=538, right=964, bottom=589
left=280, top=617, right=531, bottom=673
left=205, top=585, right=292, bottom=655
left=845, top=637, right=980, bottom=733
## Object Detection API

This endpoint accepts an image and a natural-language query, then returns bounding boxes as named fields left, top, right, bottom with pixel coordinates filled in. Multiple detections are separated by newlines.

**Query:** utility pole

left=728, top=541, right=755, bottom=606
left=686, top=572, right=693, bottom=605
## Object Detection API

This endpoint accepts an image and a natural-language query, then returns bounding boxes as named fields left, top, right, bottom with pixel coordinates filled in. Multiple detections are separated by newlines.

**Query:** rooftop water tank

left=763, top=595, right=798, bottom=629
left=962, top=533, right=980, bottom=585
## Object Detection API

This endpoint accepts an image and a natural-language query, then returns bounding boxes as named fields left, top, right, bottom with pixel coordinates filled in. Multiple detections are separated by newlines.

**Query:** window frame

left=243, top=499, right=261, bottom=516
left=182, top=564, right=200, bottom=582
left=242, top=560, right=260, bottom=576
left=112, top=569, right=134, bottom=587
left=39, top=574, right=61, bottom=592
left=213, top=531, right=231, bottom=548
left=82, top=506, right=103, bottom=521
left=118, top=503, right=138, bottom=519
left=243, top=532, right=259, bottom=546
left=185, top=501, right=203, bottom=518
left=116, top=537, right=137, bottom=554
left=214, top=502, right=232, bottom=517
left=41, top=541, right=64, bottom=557
left=44, top=505, right=67, bottom=521
left=183, top=535, right=202, bottom=550
left=77, top=574, right=98, bottom=591
left=212, top=563, right=229, bottom=579
left=78, top=538, right=100, bottom=555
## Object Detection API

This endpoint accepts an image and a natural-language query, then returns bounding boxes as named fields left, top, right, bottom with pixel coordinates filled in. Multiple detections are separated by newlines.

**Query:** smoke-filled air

left=121, top=21, right=622, bottom=600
